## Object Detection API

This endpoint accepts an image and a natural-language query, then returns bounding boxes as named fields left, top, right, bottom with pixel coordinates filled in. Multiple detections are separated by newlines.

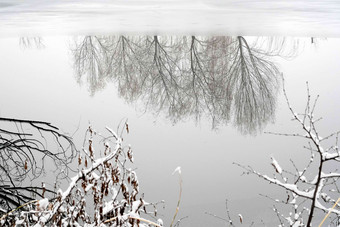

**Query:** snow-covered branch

left=1, top=125, right=162, bottom=226
left=234, top=80, right=340, bottom=226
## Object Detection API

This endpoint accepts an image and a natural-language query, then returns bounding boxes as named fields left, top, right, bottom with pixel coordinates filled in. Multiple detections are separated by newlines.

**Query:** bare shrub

left=234, top=81, right=340, bottom=226
left=0, top=125, right=162, bottom=226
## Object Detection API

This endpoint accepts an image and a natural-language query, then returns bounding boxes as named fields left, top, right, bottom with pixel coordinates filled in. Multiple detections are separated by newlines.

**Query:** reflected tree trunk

left=229, top=36, right=279, bottom=133
left=71, top=35, right=295, bottom=134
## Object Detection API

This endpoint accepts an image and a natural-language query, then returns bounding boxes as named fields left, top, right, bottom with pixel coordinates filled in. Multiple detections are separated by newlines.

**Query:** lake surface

left=1, top=1, right=340, bottom=226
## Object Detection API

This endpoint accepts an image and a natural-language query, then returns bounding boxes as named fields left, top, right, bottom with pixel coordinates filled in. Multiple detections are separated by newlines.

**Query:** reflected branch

left=72, top=35, right=297, bottom=134
left=19, top=37, right=45, bottom=49
left=229, top=36, right=279, bottom=133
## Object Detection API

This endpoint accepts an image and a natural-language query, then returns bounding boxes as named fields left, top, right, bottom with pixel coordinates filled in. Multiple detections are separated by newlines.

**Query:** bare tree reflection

left=72, top=36, right=297, bottom=134
left=73, top=36, right=110, bottom=95
left=19, top=37, right=45, bottom=49
left=229, top=36, right=279, bottom=133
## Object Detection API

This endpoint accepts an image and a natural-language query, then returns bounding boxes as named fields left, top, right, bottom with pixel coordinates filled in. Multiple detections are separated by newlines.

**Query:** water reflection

left=19, top=37, right=45, bottom=49
left=72, top=36, right=297, bottom=134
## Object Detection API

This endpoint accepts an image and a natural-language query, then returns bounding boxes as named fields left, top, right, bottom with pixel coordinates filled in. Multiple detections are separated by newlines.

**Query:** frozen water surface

left=0, top=0, right=340, bottom=36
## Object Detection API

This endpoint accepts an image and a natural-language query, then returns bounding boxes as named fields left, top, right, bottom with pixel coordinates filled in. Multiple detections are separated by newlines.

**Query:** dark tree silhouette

left=0, top=117, right=77, bottom=213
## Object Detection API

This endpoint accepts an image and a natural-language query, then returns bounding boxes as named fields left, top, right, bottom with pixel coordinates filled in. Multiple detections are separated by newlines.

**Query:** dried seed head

left=127, top=147, right=134, bottom=163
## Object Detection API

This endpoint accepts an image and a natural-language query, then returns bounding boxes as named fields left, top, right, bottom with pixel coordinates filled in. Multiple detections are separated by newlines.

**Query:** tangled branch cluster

left=235, top=82, right=340, bottom=226
left=72, top=36, right=298, bottom=134
left=0, top=117, right=77, bottom=212
left=1, top=125, right=162, bottom=226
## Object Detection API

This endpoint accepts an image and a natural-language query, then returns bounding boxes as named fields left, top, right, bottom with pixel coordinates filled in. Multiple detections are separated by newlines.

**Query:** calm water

left=1, top=1, right=340, bottom=226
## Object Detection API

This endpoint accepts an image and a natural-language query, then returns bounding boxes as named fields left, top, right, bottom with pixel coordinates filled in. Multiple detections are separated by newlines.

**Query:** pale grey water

left=1, top=1, right=340, bottom=226
left=2, top=36, right=340, bottom=226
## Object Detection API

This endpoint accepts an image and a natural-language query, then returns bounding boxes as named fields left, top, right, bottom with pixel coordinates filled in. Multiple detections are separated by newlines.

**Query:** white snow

left=157, top=219, right=163, bottom=226
left=14, top=218, right=24, bottom=225
left=271, top=156, right=282, bottom=174
left=322, top=152, right=339, bottom=160
left=238, top=214, right=243, bottom=223
left=299, top=176, right=307, bottom=183
left=38, top=198, right=49, bottom=210
left=321, top=172, right=340, bottom=179
left=315, top=199, right=340, bottom=215
left=91, top=172, right=100, bottom=180
left=131, top=200, right=142, bottom=213
left=85, top=183, right=94, bottom=192
left=103, top=201, right=114, bottom=215
left=172, top=166, right=181, bottom=175
left=262, top=174, right=314, bottom=199
left=106, top=126, right=118, bottom=139
left=289, top=196, right=296, bottom=204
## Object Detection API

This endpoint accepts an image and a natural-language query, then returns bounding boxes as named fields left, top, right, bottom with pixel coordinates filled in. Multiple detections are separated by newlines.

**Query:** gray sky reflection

left=1, top=37, right=340, bottom=226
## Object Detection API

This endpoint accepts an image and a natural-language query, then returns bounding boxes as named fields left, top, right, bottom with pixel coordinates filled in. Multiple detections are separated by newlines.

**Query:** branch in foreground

left=1, top=125, right=162, bottom=226
left=0, top=117, right=77, bottom=212
left=235, top=81, right=340, bottom=226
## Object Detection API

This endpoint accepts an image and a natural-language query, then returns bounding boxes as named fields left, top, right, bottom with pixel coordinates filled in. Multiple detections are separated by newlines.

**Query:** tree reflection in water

left=72, top=36, right=298, bottom=134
